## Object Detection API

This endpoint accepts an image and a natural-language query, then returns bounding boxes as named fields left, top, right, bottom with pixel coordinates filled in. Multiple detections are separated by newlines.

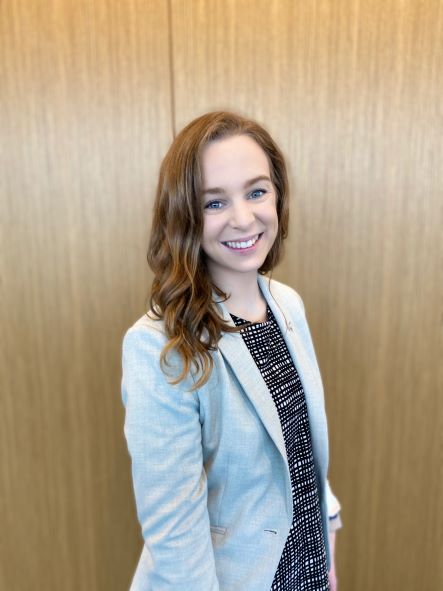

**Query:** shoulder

left=122, top=312, right=168, bottom=361
left=124, top=311, right=166, bottom=337
left=122, top=312, right=196, bottom=391
left=126, top=311, right=164, bottom=332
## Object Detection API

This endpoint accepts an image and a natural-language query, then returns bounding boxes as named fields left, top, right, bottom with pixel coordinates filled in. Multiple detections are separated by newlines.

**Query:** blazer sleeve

left=121, top=325, right=219, bottom=590
left=326, top=481, right=342, bottom=532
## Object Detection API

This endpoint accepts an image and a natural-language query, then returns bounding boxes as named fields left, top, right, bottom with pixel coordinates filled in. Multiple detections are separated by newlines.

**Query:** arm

left=328, top=531, right=338, bottom=591
left=121, top=326, right=219, bottom=590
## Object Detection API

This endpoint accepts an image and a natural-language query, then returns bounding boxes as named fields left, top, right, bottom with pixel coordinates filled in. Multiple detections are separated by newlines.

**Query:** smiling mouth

left=222, top=233, right=263, bottom=250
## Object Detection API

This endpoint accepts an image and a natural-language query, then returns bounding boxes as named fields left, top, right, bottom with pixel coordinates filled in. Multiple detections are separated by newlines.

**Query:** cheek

left=266, top=205, right=279, bottom=234
left=270, top=220, right=279, bottom=243
left=267, top=215, right=279, bottom=247
left=202, top=217, right=219, bottom=247
left=202, top=219, right=211, bottom=242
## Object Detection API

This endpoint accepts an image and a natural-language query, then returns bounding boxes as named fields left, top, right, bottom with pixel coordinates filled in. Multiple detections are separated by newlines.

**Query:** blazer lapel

left=258, top=274, right=322, bottom=401
left=215, top=299, right=288, bottom=463
left=257, top=275, right=328, bottom=473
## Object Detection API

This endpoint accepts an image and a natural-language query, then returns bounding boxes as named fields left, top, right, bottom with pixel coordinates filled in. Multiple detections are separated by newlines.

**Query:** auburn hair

left=147, top=111, right=289, bottom=389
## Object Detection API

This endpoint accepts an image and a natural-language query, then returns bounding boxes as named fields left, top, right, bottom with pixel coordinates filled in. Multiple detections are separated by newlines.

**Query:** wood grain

left=0, top=1, right=171, bottom=589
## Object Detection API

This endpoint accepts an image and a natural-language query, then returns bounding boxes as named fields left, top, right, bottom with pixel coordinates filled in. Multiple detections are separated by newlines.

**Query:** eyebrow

left=202, top=175, right=272, bottom=196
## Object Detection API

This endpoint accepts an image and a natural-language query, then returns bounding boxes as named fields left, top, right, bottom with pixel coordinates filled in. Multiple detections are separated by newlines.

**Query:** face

left=200, top=134, right=278, bottom=288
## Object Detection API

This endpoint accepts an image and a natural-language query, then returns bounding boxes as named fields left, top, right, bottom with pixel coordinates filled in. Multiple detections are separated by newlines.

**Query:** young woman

left=121, top=111, right=341, bottom=591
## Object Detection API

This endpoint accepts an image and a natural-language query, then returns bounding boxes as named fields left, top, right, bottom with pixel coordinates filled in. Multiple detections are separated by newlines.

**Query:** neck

left=212, top=270, right=267, bottom=322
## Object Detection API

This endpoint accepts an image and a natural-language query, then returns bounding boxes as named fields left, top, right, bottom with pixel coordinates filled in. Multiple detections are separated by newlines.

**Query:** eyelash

left=249, top=188, right=267, bottom=199
left=204, top=200, right=223, bottom=210
left=204, top=188, right=268, bottom=210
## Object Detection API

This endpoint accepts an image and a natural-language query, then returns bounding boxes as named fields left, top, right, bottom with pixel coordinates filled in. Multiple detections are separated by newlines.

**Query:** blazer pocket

left=210, top=525, right=227, bottom=536
left=210, top=525, right=227, bottom=550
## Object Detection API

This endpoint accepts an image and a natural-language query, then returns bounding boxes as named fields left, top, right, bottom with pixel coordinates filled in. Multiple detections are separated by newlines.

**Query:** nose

left=229, top=199, right=255, bottom=229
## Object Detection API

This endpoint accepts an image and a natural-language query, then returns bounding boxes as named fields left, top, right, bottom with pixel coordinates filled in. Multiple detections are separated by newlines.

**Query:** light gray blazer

left=121, top=275, right=339, bottom=591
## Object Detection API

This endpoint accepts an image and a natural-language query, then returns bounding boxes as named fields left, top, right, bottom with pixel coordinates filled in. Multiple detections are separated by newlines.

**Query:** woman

left=121, top=111, right=341, bottom=590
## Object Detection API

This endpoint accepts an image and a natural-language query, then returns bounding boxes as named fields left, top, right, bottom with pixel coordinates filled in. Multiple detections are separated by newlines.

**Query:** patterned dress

left=230, top=306, right=329, bottom=591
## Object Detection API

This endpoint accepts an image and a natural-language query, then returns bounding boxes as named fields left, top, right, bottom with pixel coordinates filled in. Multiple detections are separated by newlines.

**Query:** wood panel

left=170, top=1, right=443, bottom=589
left=0, top=1, right=172, bottom=588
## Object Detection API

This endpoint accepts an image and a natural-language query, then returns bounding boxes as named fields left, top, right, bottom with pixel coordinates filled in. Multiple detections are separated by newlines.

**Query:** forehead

left=201, top=135, right=271, bottom=187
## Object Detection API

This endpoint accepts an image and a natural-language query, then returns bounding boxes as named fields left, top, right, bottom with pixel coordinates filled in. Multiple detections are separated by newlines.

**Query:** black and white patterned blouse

left=230, top=306, right=329, bottom=591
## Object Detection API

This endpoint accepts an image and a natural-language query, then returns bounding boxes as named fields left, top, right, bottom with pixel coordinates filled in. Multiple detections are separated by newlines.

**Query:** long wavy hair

left=147, top=111, right=289, bottom=389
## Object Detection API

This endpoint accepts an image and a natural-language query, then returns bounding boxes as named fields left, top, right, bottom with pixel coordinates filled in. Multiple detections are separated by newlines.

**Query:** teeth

left=224, top=234, right=260, bottom=249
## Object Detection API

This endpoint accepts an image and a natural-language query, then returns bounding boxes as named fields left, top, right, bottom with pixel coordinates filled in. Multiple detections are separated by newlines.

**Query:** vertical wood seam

left=167, top=0, right=176, bottom=138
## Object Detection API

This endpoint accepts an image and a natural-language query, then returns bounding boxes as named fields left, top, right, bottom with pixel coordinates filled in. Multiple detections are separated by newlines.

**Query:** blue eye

left=204, top=200, right=224, bottom=210
left=249, top=188, right=267, bottom=199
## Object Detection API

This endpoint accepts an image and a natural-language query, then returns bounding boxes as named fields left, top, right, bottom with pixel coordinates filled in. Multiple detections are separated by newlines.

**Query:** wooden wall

left=1, top=1, right=442, bottom=589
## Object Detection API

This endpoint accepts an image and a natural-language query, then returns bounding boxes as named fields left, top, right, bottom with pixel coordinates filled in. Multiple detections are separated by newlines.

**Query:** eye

left=249, top=188, right=267, bottom=199
left=204, top=199, right=224, bottom=210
